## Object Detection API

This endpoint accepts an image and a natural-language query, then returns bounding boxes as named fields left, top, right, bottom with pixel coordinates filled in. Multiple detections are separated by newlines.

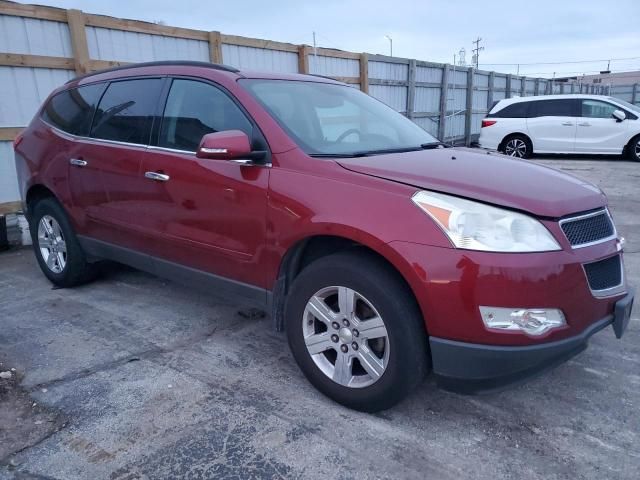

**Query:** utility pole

left=312, top=31, right=317, bottom=59
left=471, top=37, right=484, bottom=69
left=384, top=35, right=393, bottom=57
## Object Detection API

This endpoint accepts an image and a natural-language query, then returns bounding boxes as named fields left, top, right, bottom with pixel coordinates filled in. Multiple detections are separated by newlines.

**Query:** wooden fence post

left=66, top=9, right=90, bottom=74
left=298, top=45, right=309, bottom=74
left=406, top=59, right=416, bottom=119
left=465, top=67, right=474, bottom=146
left=438, top=64, right=449, bottom=141
left=208, top=31, right=222, bottom=63
left=359, top=53, right=369, bottom=93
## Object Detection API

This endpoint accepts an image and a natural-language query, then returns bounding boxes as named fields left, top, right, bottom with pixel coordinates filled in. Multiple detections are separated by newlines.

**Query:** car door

left=574, top=99, right=630, bottom=154
left=82, top=77, right=165, bottom=254
left=139, top=77, right=270, bottom=289
left=526, top=98, right=579, bottom=153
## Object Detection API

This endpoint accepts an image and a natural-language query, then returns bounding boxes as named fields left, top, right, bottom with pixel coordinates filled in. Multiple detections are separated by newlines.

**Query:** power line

left=480, top=56, right=640, bottom=67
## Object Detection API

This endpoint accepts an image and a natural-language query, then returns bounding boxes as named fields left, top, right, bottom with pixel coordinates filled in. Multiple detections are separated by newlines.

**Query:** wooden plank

left=0, top=127, right=23, bottom=141
left=464, top=68, right=474, bottom=147
left=406, top=59, right=416, bottom=119
left=0, top=53, right=74, bottom=70
left=0, top=201, right=23, bottom=216
left=298, top=45, right=309, bottom=74
left=208, top=31, right=223, bottom=64
left=84, top=13, right=208, bottom=41
left=66, top=9, right=90, bottom=74
left=438, top=65, right=449, bottom=141
left=221, top=34, right=299, bottom=53
left=329, top=76, right=360, bottom=84
left=0, top=0, right=67, bottom=22
left=359, top=53, right=369, bottom=93
left=314, top=48, right=360, bottom=60
left=87, top=59, right=130, bottom=72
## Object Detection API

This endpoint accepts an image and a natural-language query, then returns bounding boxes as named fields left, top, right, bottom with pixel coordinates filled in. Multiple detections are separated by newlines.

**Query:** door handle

left=561, top=122, right=574, bottom=126
left=578, top=122, right=591, bottom=127
left=145, top=171, right=170, bottom=182
left=69, top=158, right=87, bottom=167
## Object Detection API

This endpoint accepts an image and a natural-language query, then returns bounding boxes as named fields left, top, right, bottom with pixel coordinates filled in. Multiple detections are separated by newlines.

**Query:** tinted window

left=582, top=100, right=618, bottom=118
left=159, top=79, right=253, bottom=152
left=91, top=78, right=163, bottom=145
left=530, top=99, right=577, bottom=117
left=492, top=102, right=530, bottom=118
left=41, top=84, right=105, bottom=136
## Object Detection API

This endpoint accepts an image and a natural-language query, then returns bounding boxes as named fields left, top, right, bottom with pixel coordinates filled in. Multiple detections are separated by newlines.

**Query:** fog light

left=479, top=307, right=566, bottom=336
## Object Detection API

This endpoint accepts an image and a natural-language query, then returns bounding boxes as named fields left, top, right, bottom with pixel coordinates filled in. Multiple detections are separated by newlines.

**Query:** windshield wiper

left=420, top=142, right=449, bottom=149
left=309, top=143, right=446, bottom=158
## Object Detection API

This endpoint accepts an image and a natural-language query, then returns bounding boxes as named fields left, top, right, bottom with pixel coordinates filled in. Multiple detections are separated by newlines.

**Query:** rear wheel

left=628, top=135, right=640, bottom=162
left=501, top=134, right=532, bottom=159
left=285, top=250, right=429, bottom=412
left=30, top=197, right=97, bottom=287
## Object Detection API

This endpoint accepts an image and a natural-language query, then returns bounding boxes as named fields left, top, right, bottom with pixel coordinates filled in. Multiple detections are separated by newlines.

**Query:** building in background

left=557, top=70, right=640, bottom=87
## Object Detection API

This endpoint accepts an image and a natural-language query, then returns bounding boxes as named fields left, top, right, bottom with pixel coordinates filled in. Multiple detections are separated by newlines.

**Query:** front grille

left=583, top=255, right=622, bottom=292
left=560, top=210, right=615, bottom=247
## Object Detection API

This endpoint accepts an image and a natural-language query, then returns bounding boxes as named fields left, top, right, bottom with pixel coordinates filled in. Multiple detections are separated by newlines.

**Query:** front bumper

left=430, top=290, right=634, bottom=393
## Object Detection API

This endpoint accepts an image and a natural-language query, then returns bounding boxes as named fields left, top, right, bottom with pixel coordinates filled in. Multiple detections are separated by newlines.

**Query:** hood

left=336, top=148, right=606, bottom=218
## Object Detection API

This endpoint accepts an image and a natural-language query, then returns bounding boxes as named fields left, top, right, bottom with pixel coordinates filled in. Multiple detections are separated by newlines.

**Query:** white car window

left=582, top=100, right=618, bottom=119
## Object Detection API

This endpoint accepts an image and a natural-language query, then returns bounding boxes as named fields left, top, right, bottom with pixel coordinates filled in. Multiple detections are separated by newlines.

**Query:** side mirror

left=612, top=110, right=626, bottom=122
left=196, top=130, right=252, bottom=160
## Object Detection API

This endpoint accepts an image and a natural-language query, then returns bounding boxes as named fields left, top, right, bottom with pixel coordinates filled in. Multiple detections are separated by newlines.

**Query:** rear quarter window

left=490, top=102, right=530, bottom=118
left=41, top=83, right=106, bottom=136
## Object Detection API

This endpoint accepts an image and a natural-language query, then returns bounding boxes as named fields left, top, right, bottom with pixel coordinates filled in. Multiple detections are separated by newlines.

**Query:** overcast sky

left=25, top=0, right=640, bottom=78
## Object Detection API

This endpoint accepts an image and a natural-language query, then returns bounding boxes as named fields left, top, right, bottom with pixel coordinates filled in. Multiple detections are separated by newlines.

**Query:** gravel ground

left=0, top=155, right=638, bottom=480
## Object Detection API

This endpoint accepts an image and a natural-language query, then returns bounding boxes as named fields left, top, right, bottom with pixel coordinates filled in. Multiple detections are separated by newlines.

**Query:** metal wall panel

left=472, top=90, right=488, bottom=110
left=494, top=75, right=507, bottom=88
left=414, top=87, right=440, bottom=113
left=0, top=66, right=74, bottom=127
left=471, top=113, right=485, bottom=136
left=368, top=61, right=408, bottom=81
left=446, top=87, right=467, bottom=111
left=443, top=114, right=465, bottom=139
left=369, top=85, right=407, bottom=111
left=493, top=90, right=507, bottom=101
left=474, top=73, right=489, bottom=88
left=449, top=68, right=468, bottom=85
left=0, top=141, right=19, bottom=204
left=309, top=55, right=359, bottom=77
left=525, top=79, right=536, bottom=92
left=0, top=15, right=72, bottom=57
left=413, top=116, right=439, bottom=137
left=221, top=44, right=298, bottom=73
left=86, top=26, right=208, bottom=63
left=511, top=77, right=523, bottom=93
left=415, top=66, right=442, bottom=83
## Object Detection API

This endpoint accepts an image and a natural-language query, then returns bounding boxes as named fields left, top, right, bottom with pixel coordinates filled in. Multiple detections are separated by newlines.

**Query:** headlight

left=412, top=191, right=561, bottom=252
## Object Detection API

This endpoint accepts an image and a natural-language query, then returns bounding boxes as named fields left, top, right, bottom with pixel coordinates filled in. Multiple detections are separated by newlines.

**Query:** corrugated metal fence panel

left=415, top=66, right=442, bottom=83
left=0, top=142, right=19, bottom=204
left=474, top=73, right=489, bottom=88
left=444, top=114, right=465, bottom=139
left=0, top=15, right=72, bottom=57
left=309, top=55, right=359, bottom=77
left=0, top=66, right=74, bottom=127
left=221, top=44, right=298, bottom=73
left=414, top=87, right=440, bottom=113
left=446, top=87, right=467, bottom=111
left=413, top=116, right=439, bottom=137
left=368, top=61, right=408, bottom=81
left=369, top=85, right=407, bottom=112
left=525, top=79, right=536, bottom=95
left=471, top=113, right=485, bottom=136
left=86, top=26, right=209, bottom=63
left=493, top=90, right=507, bottom=101
left=472, top=90, right=488, bottom=110
left=449, top=68, right=467, bottom=85
left=494, top=75, right=507, bottom=89
left=511, top=77, right=523, bottom=94
left=610, top=85, right=634, bottom=103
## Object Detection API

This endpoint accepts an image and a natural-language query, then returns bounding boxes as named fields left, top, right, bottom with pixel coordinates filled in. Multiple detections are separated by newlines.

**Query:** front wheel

left=501, top=134, right=532, bottom=159
left=285, top=251, right=429, bottom=412
left=628, top=135, right=640, bottom=162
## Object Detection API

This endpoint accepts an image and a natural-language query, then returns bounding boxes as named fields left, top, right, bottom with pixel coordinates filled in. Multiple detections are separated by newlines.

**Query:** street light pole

left=384, top=35, right=393, bottom=57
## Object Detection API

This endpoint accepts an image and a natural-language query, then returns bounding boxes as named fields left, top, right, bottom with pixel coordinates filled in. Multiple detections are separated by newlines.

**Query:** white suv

left=478, top=94, right=640, bottom=161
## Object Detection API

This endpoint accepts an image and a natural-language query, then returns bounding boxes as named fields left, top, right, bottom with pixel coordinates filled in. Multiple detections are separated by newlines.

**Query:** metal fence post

left=438, top=64, right=449, bottom=141
left=465, top=67, right=474, bottom=147
left=534, top=78, right=540, bottom=96
left=520, top=77, right=525, bottom=97
left=487, top=71, right=495, bottom=109
left=506, top=74, right=512, bottom=98
left=406, top=59, right=416, bottom=119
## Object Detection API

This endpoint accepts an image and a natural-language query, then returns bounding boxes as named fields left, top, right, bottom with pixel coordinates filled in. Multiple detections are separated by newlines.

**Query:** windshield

left=240, top=79, right=438, bottom=156
left=608, top=97, right=640, bottom=114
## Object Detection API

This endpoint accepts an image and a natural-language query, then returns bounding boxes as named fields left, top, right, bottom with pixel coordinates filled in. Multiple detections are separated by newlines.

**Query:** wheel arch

left=499, top=132, right=533, bottom=152
left=623, top=133, right=640, bottom=159
left=270, top=233, right=428, bottom=337
left=25, top=184, right=58, bottom=220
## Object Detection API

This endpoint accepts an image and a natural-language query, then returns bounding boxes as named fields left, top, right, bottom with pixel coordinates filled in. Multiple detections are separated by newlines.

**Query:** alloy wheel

left=505, top=138, right=527, bottom=158
left=635, top=139, right=640, bottom=158
left=37, top=215, right=67, bottom=274
left=302, top=286, right=390, bottom=388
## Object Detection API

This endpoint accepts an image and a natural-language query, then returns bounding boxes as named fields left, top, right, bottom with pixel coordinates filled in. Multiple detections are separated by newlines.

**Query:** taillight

left=12, top=130, right=24, bottom=149
left=481, top=120, right=497, bottom=128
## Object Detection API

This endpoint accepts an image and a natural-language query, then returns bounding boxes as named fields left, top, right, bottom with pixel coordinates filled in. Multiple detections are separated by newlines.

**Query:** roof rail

left=66, top=60, right=240, bottom=84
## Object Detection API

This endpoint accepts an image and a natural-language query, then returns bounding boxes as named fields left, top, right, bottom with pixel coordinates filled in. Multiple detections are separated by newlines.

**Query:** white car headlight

left=412, top=191, right=561, bottom=252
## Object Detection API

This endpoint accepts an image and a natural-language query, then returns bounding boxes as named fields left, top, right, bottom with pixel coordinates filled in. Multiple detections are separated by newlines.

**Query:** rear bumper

left=429, top=290, right=634, bottom=393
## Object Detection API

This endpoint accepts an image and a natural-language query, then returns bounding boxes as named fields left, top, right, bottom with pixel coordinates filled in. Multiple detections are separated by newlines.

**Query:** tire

left=501, top=134, right=532, bottom=159
left=285, top=250, right=429, bottom=412
left=627, top=135, right=640, bottom=162
left=29, top=197, right=97, bottom=287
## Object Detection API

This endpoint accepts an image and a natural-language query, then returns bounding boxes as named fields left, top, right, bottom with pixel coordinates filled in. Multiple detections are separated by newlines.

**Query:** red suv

left=14, top=61, right=634, bottom=411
